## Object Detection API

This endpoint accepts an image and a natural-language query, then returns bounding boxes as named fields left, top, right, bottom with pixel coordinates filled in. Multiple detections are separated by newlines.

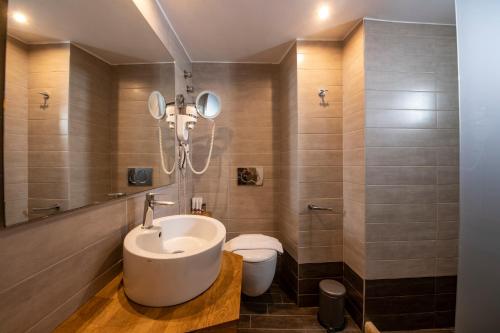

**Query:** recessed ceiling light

left=297, top=53, right=304, bottom=63
left=317, top=4, right=330, bottom=20
left=12, top=11, right=28, bottom=24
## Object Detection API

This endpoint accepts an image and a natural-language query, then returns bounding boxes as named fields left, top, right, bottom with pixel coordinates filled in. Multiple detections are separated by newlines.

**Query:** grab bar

left=31, top=204, right=60, bottom=212
left=107, top=192, right=126, bottom=198
left=308, top=204, right=334, bottom=211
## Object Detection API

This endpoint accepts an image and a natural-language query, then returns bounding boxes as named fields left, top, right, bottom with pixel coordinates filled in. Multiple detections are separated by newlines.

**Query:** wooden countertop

left=54, top=251, right=243, bottom=333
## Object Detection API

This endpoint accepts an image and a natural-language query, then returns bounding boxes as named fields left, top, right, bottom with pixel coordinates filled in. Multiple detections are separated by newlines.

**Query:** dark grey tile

left=282, top=251, right=299, bottom=276
left=236, top=262, right=361, bottom=332
left=281, top=294, right=298, bottom=304
left=369, top=312, right=436, bottom=331
left=344, top=280, right=364, bottom=313
left=267, top=284, right=282, bottom=293
left=241, top=292, right=282, bottom=304
left=300, top=277, right=341, bottom=295
left=345, top=299, right=363, bottom=329
left=251, top=315, right=324, bottom=330
left=365, top=277, right=435, bottom=297
left=343, top=264, right=364, bottom=294
left=238, top=315, right=251, bottom=328
left=240, top=302, right=267, bottom=315
left=435, top=275, right=457, bottom=293
left=435, top=293, right=456, bottom=311
left=299, top=262, right=343, bottom=279
left=238, top=329, right=305, bottom=333
left=298, top=294, right=319, bottom=307
left=267, top=304, right=318, bottom=315
left=365, top=295, right=435, bottom=315
left=434, top=310, right=455, bottom=328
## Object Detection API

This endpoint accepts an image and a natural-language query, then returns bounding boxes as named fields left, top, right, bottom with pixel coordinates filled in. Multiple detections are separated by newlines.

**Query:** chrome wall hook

left=184, top=70, right=192, bottom=79
left=318, top=89, right=328, bottom=106
left=39, top=92, right=49, bottom=109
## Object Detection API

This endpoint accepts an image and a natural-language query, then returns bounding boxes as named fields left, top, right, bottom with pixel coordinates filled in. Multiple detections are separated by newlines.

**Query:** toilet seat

left=234, top=249, right=276, bottom=263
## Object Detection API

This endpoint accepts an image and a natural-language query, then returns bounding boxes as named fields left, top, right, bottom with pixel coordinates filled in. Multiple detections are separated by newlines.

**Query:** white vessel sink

left=123, top=214, right=226, bottom=307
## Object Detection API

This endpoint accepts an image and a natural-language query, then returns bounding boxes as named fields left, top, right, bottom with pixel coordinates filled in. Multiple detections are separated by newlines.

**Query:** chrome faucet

left=142, top=193, right=175, bottom=229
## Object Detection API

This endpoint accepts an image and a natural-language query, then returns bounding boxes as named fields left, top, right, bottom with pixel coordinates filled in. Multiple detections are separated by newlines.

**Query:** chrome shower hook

left=39, top=92, right=50, bottom=109
left=318, top=89, right=328, bottom=106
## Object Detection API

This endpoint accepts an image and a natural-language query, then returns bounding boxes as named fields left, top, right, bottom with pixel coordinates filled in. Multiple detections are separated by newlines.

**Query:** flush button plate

left=128, top=168, right=153, bottom=186
left=237, top=167, right=263, bottom=186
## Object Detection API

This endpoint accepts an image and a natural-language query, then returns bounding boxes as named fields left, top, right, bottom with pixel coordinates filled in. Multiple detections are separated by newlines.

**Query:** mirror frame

left=1, top=0, right=7, bottom=227
left=195, top=90, right=221, bottom=119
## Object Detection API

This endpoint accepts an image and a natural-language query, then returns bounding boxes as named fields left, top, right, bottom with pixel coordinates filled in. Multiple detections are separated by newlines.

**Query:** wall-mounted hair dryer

left=147, top=90, right=221, bottom=175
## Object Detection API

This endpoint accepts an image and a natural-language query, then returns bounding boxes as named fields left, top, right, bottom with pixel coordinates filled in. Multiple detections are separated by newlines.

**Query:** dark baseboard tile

left=278, top=253, right=457, bottom=331
left=343, top=263, right=364, bottom=295
left=365, top=275, right=457, bottom=331
left=368, top=312, right=436, bottom=331
left=298, top=261, right=343, bottom=307
left=298, top=294, right=319, bottom=307
left=279, top=251, right=299, bottom=303
left=299, top=261, right=343, bottom=279
left=346, top=298, right=364, bottom=330
left=365, top=276, right=435, bottom=298
left=279, top=251, right=343, bottom=307
left=343, top=263, right=365, bottom=329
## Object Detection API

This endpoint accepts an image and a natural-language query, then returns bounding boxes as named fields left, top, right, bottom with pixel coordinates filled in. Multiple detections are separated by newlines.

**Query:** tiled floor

left=383, top=329, right=455, bottom=333
left=197, top=283, right=361, bottom=332
left=196, top=283, right=456, bottom=333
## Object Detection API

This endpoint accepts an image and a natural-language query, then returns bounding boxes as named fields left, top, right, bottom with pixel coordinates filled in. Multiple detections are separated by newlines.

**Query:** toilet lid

left=234, top=249, right=277, bottom=263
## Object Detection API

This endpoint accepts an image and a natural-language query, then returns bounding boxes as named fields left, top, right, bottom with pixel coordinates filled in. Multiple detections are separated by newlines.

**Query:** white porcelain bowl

left=123, top=215, right=226, bottom=306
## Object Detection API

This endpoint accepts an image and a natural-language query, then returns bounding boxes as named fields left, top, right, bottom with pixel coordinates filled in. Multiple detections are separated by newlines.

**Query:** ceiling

left=158, top=0, right=456, bottom=63
left=7, top=0, right=173, bottom=64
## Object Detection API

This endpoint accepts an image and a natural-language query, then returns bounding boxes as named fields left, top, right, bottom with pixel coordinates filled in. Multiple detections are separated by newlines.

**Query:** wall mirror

left=196, top=91, right=222, bottom=119
left=2, top=0, right=176, bottom=227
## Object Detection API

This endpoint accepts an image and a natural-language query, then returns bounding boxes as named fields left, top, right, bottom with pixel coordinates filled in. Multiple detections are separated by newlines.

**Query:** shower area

left=276, top=19, right=459, bottom=331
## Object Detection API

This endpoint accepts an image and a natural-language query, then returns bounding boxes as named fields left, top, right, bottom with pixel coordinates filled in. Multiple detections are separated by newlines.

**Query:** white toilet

left=224, top=234, right=282, bottom=297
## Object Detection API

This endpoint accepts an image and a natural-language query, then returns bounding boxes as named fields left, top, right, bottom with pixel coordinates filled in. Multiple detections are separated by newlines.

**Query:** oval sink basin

left=123, top=214, right=226, bottom=307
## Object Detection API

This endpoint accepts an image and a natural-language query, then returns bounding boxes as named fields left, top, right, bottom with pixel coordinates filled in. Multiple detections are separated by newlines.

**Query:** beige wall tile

left=366, top=185, right=436, bottom=204
left=298, top=134, right=343, bottom=150
left=366, top=240, right=437, bottom=260
left=366, top=166, right=437, bottom=185
left=366, top=222, right=437, bottom=242
left=366, top=109, right=437, bottom=128
left=0, top=200, right=126, bottom=291
left=0, top=231, right=123, bottom=333
left=366, top=258, right=436, bottom=279
left=366, top=147, right=437, bottom=166
left=364, top=20, right=459, bottom=278
left=192, top=62, right=280, bottom=243
left=366, top=204, right=436, bottom=223
left=366, top=128, right=458, bottom=147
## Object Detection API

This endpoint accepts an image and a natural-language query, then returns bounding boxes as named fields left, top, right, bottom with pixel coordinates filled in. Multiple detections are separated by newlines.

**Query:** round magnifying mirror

left=148, top=91, right=166, bottom=120
left=196, top=91, right=221, bottom=119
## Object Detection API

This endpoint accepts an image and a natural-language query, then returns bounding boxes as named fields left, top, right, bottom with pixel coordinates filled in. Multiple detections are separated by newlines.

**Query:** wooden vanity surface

left=54, top=251, right=243, bottom=333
